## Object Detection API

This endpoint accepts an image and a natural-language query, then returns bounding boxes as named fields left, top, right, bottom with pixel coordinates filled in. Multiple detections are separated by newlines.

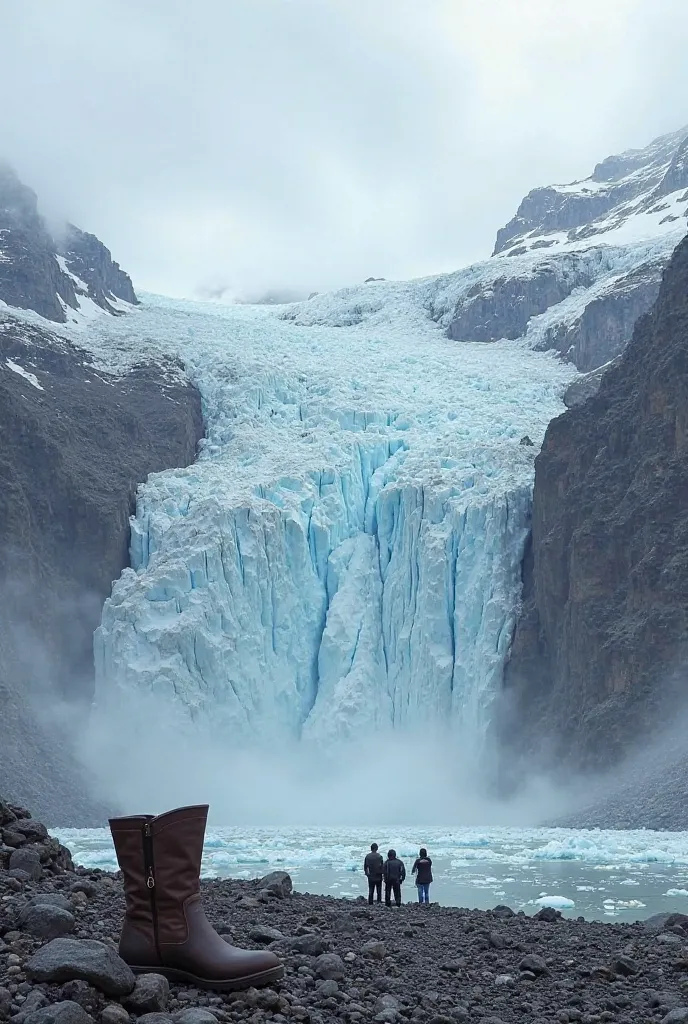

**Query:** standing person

left=412, top=847, right=433, bottom=904
left=364, top=843, right=383, bottom=904
left=382, top=848, right=406, bottom=907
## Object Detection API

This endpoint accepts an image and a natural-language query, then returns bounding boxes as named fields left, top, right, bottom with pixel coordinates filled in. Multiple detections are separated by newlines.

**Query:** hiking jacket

left=364, top=851, right=383, bottom=880
left=383, top=856, right=406, bottom=884
left=412, top=856, right=433, bottom=885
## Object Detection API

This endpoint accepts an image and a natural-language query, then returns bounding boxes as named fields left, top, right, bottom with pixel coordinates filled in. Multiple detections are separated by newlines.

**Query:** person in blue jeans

left=412, top=847, right=433, bottom=903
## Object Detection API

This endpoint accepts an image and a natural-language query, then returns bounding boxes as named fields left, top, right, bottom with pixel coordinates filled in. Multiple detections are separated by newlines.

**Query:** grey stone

left=28, top=894, right=74, bottom=913
left=361, top=940, right=386, bottom=960
left=258, top=872, right=292, bottom=898
left=612, top=955, right=639, bottom=976
left=9, top=848, right=41, bottom=880
left=315, top=980, right=339, bottom=998
left=314, top=953, right=345, bottom=981
left=19, top=904, right=76, bottom=940
left=661, top=1011, right=688, bottom=1024
left=518, top=954, right=549, bottom=976
left=658, top=933, right=683, bottom=945
left=172, top=1011, right=218, bottom=1024
left=69, top=882, right=97, bottom=899
left=25, top=938, right=135, bottom=996
left=248, top=925, right=284, bottom=945
left=22, top=1003, right=94, bottom=1024
left=374, top=995, right=400, bottom=1014
left=12, top=820, right=49, bottom=843
left=122, top=974, right=169, bottom=1014
left=491, top=906, right=515, bottom=919
left=100, top=1008, right=130, bottom=1024
left=0, top=988, right=12, bottom=1019
left=290, top=934, right=329, bottom=956
left=135, top=1016, right=173, bottom=1024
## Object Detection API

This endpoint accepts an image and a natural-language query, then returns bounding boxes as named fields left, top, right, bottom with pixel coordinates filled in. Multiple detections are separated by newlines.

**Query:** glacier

left=81, top=282, right=576, bottom=753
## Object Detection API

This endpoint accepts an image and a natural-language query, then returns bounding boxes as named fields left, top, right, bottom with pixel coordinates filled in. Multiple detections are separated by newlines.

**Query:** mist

left=78, top=687, right=566, bottom=828
left=1, top=1, right=688, bottom=300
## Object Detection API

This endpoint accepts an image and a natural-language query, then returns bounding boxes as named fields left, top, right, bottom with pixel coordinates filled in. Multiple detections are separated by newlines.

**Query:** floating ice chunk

left=530, top=895, right=575, bottom=909
left=665, top=888, right=688, bottom=897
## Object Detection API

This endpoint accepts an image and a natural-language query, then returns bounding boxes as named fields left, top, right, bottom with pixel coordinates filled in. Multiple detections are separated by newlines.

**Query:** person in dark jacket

left=363, top=842, right=383, bottom=904
left=382, top=848, right=406, bottom=906
left=412, top=847, right=433, bottom=904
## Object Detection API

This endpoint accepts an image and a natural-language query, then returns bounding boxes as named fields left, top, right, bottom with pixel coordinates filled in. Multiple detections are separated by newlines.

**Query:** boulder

left=518, top=954, right=549, bottom=976
left=9, top=848, right=41, bottom=880
left=172, top=1012, right=218, bottom=1024
left=22, top=1003, right=93, bottom=1024
left=314, top=953, right=345, bottom=981
left=25, top=938, right=135, bottom=996
left=122, top=974, right=170, bottom=1014
left=258, top=871, right=292, bottom=898
left=19, top=904, right=76, bottom=941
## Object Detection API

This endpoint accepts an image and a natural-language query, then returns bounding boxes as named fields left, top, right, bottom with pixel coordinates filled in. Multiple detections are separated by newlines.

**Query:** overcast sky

left=2, top=0, right=688, bottom=300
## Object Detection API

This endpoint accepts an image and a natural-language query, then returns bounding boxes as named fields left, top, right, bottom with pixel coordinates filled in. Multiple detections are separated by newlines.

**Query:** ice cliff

left=88, top=127, right=688, bottom=758
left=90, top=293, right=573, bottom=748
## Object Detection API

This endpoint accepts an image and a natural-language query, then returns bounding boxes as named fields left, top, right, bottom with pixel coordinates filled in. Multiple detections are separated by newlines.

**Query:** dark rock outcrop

left=0, top=800, right=73, bottom=876
left=446, top=252, right=598, bottom=344
left=500, top=233, right=688, bottom=793
left=57, top=226, right=138, bottom=311
left=0, top=166, right=78, bottom=322
left=536, top=260, right=665, bottom=371
left=0, top=317, right=203, bottom=822
left=0, top=164, right=136, bottom=322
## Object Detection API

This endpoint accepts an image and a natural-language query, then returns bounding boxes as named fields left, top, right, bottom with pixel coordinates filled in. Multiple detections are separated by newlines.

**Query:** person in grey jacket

left=364, top=843, right=383, bottom=904
left=382, top=848, right=406, bottom=906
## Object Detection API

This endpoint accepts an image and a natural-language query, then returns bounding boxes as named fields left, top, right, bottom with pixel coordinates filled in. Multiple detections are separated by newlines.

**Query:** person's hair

left=419, top=847, right=427, bottom=858
left=388, top=849, right=396, bottom=859
left=370, top=843, right=378, bottom=852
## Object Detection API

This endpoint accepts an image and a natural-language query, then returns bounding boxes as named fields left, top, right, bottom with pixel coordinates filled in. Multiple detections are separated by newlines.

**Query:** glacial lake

left=52, top=825, right=688, bottom=923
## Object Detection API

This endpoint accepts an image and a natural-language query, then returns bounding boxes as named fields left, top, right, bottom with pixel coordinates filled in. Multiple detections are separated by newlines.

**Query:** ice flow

left=92, top=287, right=575, bottom=746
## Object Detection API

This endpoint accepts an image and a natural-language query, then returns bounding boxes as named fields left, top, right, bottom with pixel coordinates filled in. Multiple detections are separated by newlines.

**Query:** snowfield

left=72, top=282, right=576, bottom=748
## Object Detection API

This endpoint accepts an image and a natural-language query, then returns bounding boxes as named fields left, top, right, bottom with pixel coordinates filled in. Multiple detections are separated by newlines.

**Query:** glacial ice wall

left=87, top=288, right=575, bottom=749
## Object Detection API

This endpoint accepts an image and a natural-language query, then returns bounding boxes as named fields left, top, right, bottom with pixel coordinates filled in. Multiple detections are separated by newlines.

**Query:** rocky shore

left=3, top=803, right=688, bottom=1024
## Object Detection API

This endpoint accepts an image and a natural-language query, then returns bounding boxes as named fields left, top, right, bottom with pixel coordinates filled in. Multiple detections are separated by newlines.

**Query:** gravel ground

left=2, top=864, right=688, bottom=1024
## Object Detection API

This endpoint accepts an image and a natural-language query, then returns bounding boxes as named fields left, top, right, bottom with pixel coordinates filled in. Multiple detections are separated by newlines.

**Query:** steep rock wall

left=0, top=318, right=204, bottom=822
left=501, top=232, right=688, bottom=782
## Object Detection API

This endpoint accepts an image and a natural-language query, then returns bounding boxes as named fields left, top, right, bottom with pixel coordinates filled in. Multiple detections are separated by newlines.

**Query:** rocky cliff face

left=0, top=163, right=136, bottom=322
left=0, top=169, right=204, bottom=824
left=442, top=127, right=688, bottom=371
left=0, top=316, right=204, bottom=823
left=500, top=233, right=688, bottom=805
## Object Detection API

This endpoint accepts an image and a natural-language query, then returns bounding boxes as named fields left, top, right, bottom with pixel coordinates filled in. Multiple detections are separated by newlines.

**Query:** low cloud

left=1, top=1, right=687, bottom=298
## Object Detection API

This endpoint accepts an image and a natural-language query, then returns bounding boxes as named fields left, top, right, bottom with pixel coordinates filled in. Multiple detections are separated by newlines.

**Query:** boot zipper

left=142, top=822, right=160, bottom=959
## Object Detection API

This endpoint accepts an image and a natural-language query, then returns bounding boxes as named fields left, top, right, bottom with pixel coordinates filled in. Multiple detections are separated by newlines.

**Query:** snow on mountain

left=494, top=126, right=688, bottom=257
left=0, top=162, right=137, bottom=325
left=316, top=126, right=685, bottom=373
left=86, top=289, right=574, bottom=752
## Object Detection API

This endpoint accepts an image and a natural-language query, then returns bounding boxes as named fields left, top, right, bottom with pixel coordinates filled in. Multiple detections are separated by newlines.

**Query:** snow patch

left=5, top=358, right=44, bottom=391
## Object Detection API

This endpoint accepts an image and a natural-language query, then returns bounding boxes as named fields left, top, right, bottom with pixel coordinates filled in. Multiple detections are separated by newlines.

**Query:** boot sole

left=130, top=963, right=285, bottom=991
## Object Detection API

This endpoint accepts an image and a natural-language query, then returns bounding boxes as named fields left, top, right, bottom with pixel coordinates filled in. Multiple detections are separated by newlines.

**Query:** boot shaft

left=109, top=804, right=208, bottom=944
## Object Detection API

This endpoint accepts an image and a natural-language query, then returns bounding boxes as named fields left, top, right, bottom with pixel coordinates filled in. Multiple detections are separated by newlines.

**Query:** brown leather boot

left=109, top=804, right=284, bottom=990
